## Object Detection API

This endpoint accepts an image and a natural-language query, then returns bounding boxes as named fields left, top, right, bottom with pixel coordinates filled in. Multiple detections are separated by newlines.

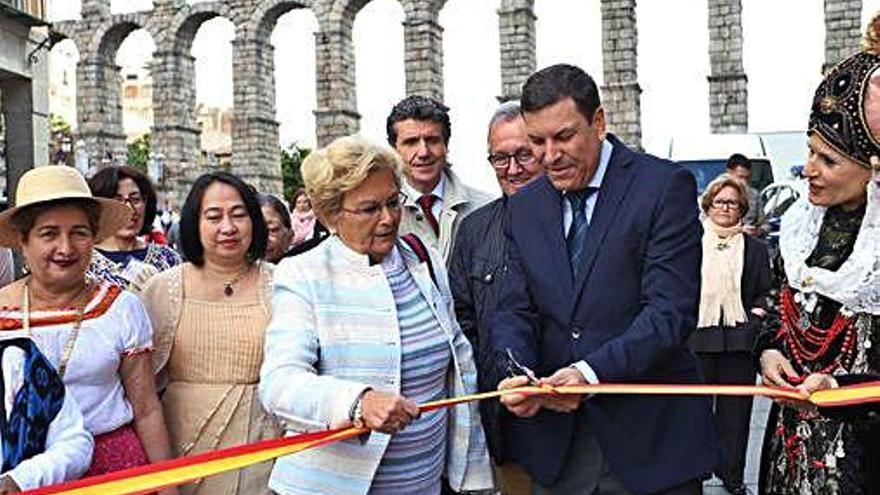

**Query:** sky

left=47, top=0, right=880, bottom=194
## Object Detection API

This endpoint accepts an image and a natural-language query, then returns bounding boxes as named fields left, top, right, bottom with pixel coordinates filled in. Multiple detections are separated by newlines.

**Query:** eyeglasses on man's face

left=487, top=148, right=537, bottom=170
left=711, top=199, right=740, bottom=211
left=340, top=191, right=407, bottom=219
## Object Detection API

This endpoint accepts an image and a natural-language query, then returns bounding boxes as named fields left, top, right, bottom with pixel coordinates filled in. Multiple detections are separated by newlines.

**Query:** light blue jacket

left=259, top=236, right=493, bottom=495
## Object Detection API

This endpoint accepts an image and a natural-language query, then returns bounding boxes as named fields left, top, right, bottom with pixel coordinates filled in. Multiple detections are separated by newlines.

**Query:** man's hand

left=540, top=367, right=587, bottom=413
left=498, top=376, right=542, bottom=418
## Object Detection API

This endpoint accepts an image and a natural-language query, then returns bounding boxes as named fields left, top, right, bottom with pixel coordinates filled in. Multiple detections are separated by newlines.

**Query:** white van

left=666, top=131, right=806, bottom=193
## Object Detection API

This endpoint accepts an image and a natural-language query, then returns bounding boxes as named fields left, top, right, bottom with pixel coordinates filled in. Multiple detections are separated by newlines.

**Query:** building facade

left=1, top=0, right=50, bottom=204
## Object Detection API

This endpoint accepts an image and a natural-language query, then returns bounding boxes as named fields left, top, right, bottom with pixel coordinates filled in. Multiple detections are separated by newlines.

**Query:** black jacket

left=689, top=235, right=772, bottom=353
left=448, top=196, right=507, bottom=461
left=281, top=221, right=330, bottom=259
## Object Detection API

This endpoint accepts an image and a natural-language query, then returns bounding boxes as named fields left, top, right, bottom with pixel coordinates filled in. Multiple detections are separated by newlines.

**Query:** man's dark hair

left=180, top=172, right=267, bottom=266
left=386, top=95, right=452, bottom=147
left=521, top=64, right=601, bottom=122
left=88, top=165, right=157, bottom=236
left=726, top=153, right=751, bottom=170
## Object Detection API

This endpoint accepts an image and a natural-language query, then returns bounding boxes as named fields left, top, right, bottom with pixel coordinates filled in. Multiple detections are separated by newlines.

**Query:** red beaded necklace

left=776, top=285, right=857, bottom=374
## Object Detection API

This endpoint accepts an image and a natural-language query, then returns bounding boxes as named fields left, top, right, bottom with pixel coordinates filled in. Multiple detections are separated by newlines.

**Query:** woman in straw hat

left=0, top=166, right=177, bottom=494
left=755, top=16, right=880, bottom=495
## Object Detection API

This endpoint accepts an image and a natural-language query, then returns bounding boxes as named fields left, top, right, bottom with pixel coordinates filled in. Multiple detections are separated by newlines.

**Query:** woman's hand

left=0, top=476, right=20, bottom=494
left=358, top=391, right=420, bottom=434
left=798, top=373, right=838, bottom=394
left=760, top=349, right=799, bottom=388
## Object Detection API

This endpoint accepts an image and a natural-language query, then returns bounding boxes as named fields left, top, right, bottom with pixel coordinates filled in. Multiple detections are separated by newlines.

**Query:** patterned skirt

left=760, top=403, right=878, bottom=495
left=84, top=424, right=150, bottom=477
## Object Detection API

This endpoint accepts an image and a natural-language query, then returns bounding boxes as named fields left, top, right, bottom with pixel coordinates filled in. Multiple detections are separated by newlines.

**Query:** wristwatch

left=349, top=388, right=372, bottom=429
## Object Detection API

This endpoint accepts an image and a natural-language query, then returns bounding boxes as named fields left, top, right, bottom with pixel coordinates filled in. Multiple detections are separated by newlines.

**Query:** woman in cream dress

left=141, top=172, right=279, bottom=495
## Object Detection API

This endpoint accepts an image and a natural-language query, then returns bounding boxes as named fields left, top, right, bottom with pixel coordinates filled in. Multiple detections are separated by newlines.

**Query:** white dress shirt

left=561, top=139, right=613, bottom=386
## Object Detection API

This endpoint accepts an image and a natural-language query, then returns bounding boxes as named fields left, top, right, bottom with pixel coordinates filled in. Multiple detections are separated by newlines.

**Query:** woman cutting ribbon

left=755, top=16, right=880, bottom=495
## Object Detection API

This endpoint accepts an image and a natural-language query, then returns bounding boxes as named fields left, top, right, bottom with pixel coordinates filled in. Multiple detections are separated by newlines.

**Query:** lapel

left=532, top=177, right=574, bottom=299
left=398, top=243, right=456, bottom=340
left=571, top=138, right=637, bottom=307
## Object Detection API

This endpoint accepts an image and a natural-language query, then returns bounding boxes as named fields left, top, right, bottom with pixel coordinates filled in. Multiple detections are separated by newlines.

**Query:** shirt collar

left=588, top=139, right=613, bottom=190
left=430, top=173, right=446, bottom=199
left=561, top=139, right=613, bottom=196
left=403, top=171, right=446, bottom=201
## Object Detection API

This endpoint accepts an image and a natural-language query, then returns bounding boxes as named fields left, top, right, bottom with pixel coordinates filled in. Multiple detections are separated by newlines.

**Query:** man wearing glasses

left=387, top=96, right=493, bottom=263
left=449, top=101, right=544, bottom=495
left=491, top=65, right=718, bottom=495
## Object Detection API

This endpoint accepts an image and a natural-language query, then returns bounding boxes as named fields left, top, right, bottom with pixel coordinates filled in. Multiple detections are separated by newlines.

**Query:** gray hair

left=488, top=100, right=523, bottom=130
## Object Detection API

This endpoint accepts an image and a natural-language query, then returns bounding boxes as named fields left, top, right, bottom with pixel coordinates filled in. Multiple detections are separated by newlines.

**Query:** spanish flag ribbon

left=20, top=381, right=880, bottom=495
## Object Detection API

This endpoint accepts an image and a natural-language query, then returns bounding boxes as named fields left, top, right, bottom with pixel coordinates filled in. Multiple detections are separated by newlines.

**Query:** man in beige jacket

left=386, top=96, right=493, bottom=263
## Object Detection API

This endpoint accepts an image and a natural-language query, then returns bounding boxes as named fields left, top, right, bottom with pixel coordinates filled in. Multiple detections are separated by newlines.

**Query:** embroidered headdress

left=809, top=14, right=880, bottom=170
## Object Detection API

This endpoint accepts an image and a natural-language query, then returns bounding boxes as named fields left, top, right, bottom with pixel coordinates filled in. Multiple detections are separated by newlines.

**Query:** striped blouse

left=370, top=249, right=451, bottom=494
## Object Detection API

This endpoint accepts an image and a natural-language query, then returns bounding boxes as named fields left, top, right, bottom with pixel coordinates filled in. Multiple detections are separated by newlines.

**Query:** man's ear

left=592, top=106, right=607, bottom=141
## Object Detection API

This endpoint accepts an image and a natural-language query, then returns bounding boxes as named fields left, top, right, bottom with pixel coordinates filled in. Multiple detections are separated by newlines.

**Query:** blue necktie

left=566, top=188, right=596, bottom=281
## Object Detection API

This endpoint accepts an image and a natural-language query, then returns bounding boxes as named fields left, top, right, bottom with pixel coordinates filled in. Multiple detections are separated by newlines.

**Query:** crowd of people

left=0, top=18, right=878, bottom=495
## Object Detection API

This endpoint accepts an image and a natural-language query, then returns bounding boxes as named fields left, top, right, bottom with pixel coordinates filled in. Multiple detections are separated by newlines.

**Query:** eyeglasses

left=116, top=193, right=143, bottom=207
left=340, top=191, right=407, bottom=218
left=711, top=199, right=741, bottom=211
left=487, top=149, right=537, bottom=170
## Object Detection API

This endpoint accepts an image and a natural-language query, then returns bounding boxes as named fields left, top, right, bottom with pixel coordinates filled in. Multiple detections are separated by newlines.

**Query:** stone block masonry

left=52, top=0, right=858, bottom=199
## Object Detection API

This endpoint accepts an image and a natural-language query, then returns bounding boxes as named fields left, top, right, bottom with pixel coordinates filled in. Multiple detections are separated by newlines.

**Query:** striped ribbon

left=20, top=381, right=880, bottom=495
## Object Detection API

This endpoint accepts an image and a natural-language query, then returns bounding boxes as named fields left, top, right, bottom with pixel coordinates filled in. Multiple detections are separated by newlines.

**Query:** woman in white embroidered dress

left=0, top=332, right=93, bottom=493
left=0, top=166, right=176, bottom=495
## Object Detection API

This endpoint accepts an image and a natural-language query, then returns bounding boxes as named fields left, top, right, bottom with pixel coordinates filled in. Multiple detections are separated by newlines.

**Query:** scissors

left=505, top=348, right=540, bottom=386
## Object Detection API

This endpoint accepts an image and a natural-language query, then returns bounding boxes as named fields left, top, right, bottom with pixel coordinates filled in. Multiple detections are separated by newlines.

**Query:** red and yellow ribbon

left=20, top=382, right=880, bottom=495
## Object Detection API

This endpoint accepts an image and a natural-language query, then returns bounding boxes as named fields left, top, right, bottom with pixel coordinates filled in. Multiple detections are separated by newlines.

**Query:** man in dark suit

left=490, top=64, right=719, bottom=494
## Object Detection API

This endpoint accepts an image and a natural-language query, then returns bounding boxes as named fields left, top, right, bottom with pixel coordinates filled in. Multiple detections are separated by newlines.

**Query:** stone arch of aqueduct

left=52, top=0, right=862, bottom=200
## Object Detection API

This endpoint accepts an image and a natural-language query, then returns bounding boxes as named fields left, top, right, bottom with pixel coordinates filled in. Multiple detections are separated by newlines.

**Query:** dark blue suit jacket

left=489, top=135, right=720, bottom=494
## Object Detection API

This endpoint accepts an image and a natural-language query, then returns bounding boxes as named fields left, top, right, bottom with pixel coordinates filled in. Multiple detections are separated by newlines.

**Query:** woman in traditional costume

left=0, top=166, right=176, bottom=494
left=756, top=18, right=880, bottom=495
left=140, top=172, right=279, bottom=495
left=87, top=166, right=181, bottom=293
left=0, top=332, right=93, bottom=493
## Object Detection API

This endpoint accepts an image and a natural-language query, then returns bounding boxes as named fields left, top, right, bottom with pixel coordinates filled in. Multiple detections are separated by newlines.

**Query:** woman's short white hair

left=302, top=135, right=403, bottom=222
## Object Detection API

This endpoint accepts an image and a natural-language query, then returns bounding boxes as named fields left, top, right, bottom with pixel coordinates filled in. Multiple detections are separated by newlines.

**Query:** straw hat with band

left=0, top=166, right=132, bottom=248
